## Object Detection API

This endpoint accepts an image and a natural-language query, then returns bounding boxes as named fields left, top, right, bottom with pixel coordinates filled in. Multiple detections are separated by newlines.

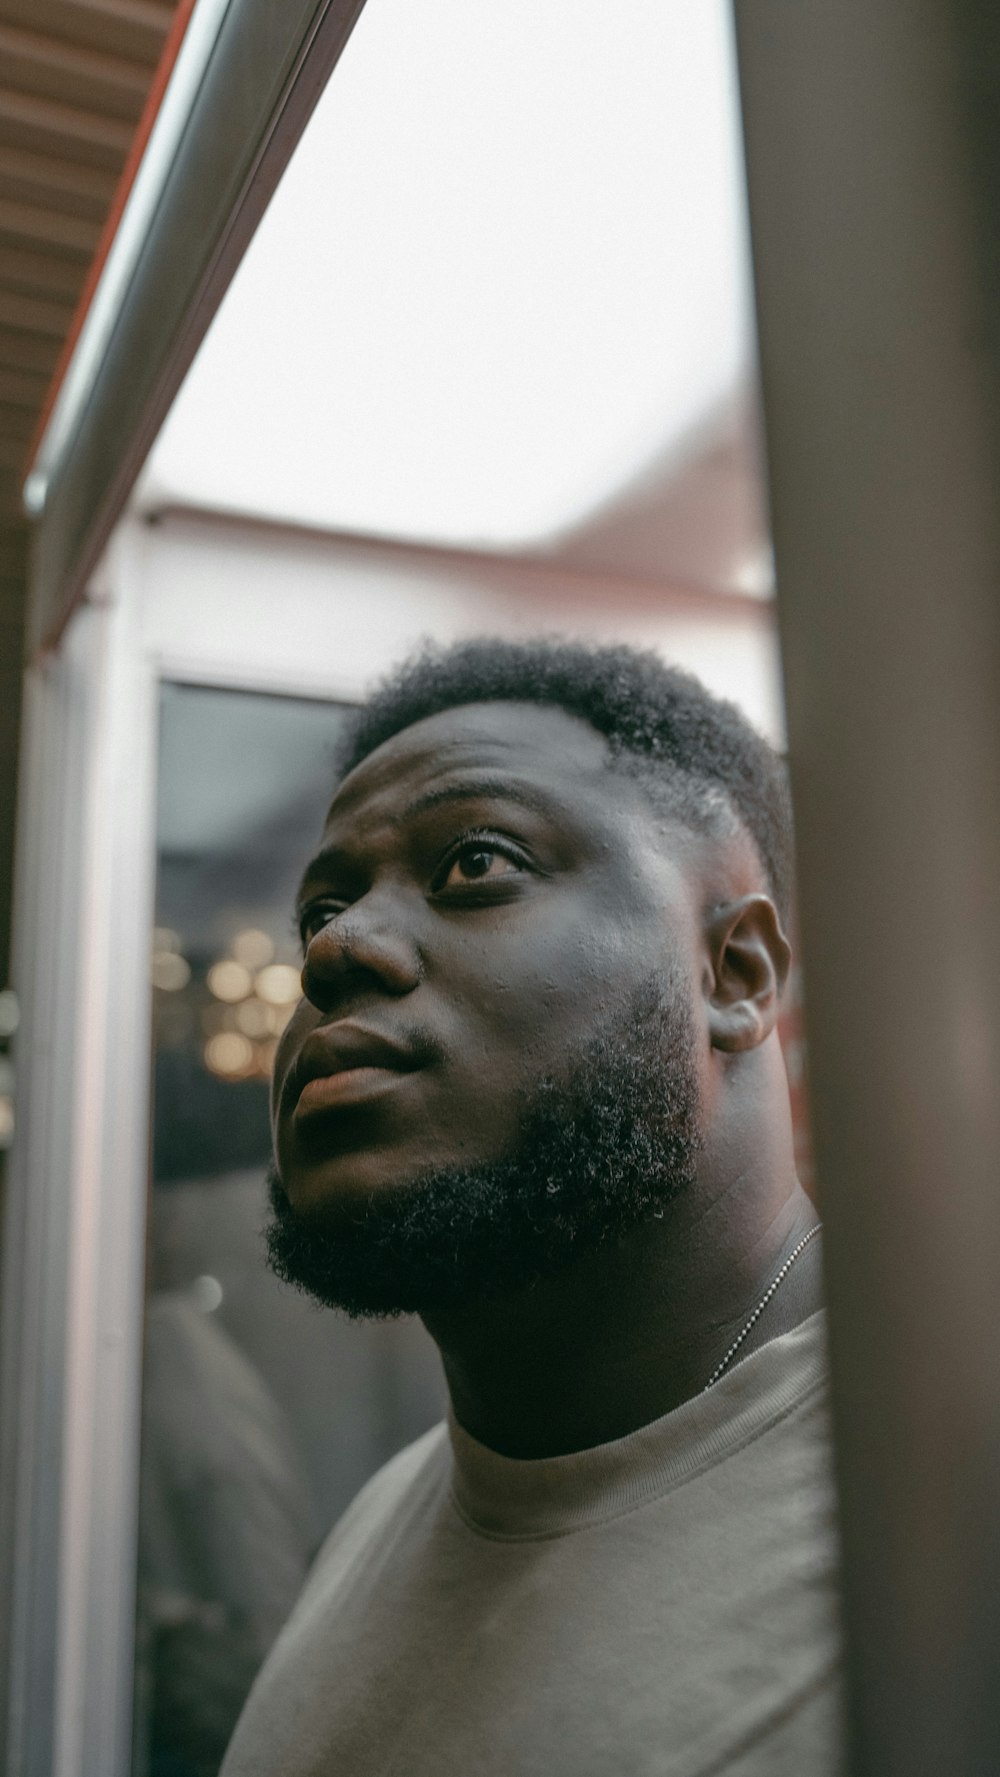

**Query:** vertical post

left=733, top=4, right=1000, bottom=1772
left=0, top=534, right=159, bottom=1777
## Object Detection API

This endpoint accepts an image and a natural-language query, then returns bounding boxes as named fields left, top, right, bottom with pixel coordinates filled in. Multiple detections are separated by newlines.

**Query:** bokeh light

left=203, top=1031, right=255, bottom=1076
left=206, top=960, right=253, bottom=1003
left=231, top=928, right=275, bottom=970
left=190, top=1274, right=224, bottom=1313
left=151, top=950, right=191, bottom=992
left=234, top=997, right=272, bottom=1037
left=255, top=963, right=301, bottom=1006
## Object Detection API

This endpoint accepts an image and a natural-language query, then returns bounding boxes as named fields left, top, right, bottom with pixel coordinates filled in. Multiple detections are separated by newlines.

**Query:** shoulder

left=298, top=1422, right=450, bottom=1606
left=334, top=1421, right=449, bottom=1530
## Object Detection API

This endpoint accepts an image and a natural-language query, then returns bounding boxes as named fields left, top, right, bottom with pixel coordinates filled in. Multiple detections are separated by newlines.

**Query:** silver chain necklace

left=702, top=1224, right=822, bottom=1392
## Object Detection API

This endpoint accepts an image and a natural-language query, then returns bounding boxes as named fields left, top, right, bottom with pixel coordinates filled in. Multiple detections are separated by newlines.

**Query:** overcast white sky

left=141, top=0, right=754, bottom=550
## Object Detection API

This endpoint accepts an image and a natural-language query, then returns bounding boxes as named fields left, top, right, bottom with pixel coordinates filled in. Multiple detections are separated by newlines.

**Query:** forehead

left=324, top=700, right=627, bottom=835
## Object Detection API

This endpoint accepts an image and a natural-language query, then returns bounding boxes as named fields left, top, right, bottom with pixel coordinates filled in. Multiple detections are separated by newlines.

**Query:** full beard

left=265, top=975, right=702, bottom=1319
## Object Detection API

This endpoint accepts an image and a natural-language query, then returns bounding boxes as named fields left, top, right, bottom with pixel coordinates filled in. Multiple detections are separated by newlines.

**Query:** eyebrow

left=295, top=775, right=556, bottom=905
left=402, top=775, right=555, bottom=820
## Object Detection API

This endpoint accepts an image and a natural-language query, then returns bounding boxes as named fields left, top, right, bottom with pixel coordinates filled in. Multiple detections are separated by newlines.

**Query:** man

left=222, top=637, right=842, bottom=1776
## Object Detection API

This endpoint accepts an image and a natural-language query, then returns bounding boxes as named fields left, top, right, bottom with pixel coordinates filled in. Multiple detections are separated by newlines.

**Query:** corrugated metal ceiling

left=0, top=0, right=179, bottom=526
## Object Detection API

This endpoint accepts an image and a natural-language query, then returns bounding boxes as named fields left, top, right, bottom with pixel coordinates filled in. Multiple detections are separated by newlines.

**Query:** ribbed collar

left=448, top=1311, right=827, bottom=1540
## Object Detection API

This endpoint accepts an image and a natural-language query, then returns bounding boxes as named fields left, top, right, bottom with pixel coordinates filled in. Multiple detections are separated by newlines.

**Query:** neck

left=424, top=1165, right=820, bottom=1460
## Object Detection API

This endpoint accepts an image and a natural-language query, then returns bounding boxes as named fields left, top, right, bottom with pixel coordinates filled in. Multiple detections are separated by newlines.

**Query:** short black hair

left=337, top=637, right=793, bottom=922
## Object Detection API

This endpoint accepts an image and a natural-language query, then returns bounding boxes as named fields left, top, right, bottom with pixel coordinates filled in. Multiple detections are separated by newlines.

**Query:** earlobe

left=704, top=894, right=791, bottom=1054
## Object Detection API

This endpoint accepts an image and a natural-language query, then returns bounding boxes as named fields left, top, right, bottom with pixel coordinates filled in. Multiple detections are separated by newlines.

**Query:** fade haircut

left=336, top=637, right=793, bottom=923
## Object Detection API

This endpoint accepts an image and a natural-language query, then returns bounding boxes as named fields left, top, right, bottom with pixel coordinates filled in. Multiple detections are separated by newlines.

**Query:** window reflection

left=134, top=683, right=445, bottom=1777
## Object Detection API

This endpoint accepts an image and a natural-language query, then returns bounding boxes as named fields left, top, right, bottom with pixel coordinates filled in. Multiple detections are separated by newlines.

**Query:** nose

left=300, top=897, right=422, bottom=1013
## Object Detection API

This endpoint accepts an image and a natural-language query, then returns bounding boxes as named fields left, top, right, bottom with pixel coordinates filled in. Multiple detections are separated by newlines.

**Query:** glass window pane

left=134, top=682, right=445, bottom=1777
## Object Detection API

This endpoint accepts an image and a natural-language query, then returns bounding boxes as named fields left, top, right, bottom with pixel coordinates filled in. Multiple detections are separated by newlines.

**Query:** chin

left=281, top=1158, right=390, bottom=1212
left=277, top=1139, right=443, bottom=1213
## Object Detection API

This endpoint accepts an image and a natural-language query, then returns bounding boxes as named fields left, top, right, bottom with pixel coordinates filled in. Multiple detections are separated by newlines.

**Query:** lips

left=283, top=1024, right=427, bottom=1122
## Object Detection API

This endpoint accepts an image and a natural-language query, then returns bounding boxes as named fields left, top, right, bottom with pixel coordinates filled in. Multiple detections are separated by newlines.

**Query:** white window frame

left=1, top=508, right=777, bottom=1777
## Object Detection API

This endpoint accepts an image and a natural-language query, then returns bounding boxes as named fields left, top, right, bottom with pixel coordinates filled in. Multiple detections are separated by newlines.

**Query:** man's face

left=271, top=700, right=707, bottom=1223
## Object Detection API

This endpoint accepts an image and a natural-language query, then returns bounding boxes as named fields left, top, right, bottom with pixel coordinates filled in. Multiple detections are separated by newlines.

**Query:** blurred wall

left=138, top=505, right=784, bottom=741
left=0, top=522, right=26, bottom=991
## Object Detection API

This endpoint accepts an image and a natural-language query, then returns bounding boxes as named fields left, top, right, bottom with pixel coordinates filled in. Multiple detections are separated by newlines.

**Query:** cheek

left=444, top=902, right=672, bottom=1056
left=270, top=1000, right=314, bottom=1123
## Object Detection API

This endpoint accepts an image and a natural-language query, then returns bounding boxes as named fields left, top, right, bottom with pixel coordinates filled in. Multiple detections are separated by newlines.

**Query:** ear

left=704, top=894, right=792, bottom=1054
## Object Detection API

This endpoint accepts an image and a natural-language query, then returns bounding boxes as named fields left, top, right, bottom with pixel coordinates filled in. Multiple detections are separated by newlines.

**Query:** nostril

left=301, top=922, right=422, bottom=1007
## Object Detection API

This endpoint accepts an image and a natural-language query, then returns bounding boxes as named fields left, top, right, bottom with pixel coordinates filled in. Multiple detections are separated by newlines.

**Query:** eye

left=434, top=834, right=528, bottom=893
left=441, top=847, right=520, bottom=888
left=297, top=899, right=347, bottom=948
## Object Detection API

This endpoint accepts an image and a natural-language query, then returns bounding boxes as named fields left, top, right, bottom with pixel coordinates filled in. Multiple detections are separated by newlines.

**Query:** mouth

left=284, top=1023, right=428, bottom=1126
left=294, top=1064, right=414, bottom=1117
